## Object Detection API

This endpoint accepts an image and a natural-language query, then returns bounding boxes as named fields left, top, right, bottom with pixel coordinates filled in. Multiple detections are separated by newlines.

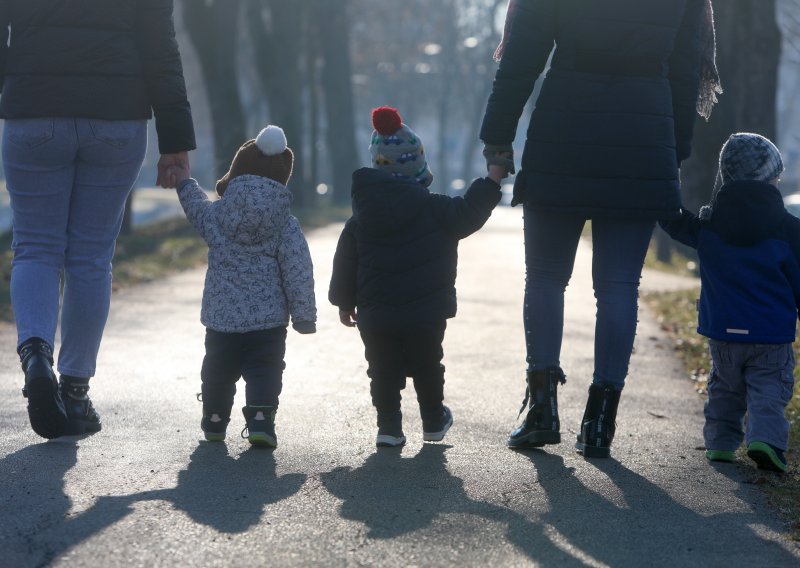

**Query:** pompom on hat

left=719, top=132, right=784, bottom=185
left=369, top=107, right=433, bottom=187
left=215, top=125, right=294, bottom=196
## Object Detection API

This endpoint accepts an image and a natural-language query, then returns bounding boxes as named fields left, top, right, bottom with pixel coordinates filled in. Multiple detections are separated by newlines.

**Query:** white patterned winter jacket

left=177, top=175, right=316, bottom=333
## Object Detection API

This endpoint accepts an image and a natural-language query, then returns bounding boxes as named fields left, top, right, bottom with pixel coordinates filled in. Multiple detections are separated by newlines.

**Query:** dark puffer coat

left=328, top=168, right=501, bottom=332
left=0, top=0, right=195, bottom=153
left=480, top=0, right=707, bottom=219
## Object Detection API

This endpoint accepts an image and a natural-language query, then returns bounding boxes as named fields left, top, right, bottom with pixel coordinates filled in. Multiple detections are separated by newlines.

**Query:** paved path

left=0, top=207, right=796, bottom=567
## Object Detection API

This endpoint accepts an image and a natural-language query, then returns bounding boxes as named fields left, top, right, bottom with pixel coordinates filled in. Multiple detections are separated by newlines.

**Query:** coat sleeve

left=667, top=0, right=705, bottom=164
left=658, top=207, right=701, bottom=249
left=780, top=213, right=800, bottom=315
left=328, top=220, right=358, bottom=310
left=135, top=0, right=196, bottom=154
left=176, top=179, right=216, bottom=242
left=428, top=178, right=502, bottom=240
left=277, top=217, right=317, bottom=324
left=0, top=2, right=8, bottom=92
left=479, top=0, right=557, bottom=145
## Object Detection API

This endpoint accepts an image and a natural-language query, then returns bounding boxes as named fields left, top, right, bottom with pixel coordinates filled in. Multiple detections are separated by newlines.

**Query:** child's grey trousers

left=705, top=340, right=795, bottom=452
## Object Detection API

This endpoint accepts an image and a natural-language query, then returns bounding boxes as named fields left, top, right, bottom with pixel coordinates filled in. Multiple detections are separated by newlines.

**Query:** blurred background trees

left=23, top=0, right=794, bottom=235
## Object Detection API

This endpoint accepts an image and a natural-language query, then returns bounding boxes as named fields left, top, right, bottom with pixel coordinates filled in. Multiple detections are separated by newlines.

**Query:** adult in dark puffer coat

left=479, top=0, right=719, bottom=458
left=330, top=107, right=504, bottom=448
left=1, top=0, right=196, bottom=440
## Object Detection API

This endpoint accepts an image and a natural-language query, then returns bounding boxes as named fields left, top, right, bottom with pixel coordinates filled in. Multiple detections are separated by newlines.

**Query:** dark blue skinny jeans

left=523, top=205, right=655, bottom=389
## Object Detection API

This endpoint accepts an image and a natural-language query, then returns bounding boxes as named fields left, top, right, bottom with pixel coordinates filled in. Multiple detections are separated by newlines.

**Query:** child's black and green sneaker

left=746, top=441, right=787, bottom=473
left=201, top=411, right=230, bottom=442
left=241, top=406, right=277, bottom=448
left=705, top=449, right=735, bottom=463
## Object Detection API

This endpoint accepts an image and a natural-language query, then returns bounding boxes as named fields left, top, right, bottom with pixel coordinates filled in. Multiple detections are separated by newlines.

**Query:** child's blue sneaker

left=421, top=405, right=453, bottom=442
left=746, top=441, right=787, bottom=473
left=376, top=410, right=405, bottom=447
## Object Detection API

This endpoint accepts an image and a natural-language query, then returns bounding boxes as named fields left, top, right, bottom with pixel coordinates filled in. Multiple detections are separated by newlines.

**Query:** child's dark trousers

left=201, top=326, right=287, bottom=414
left=359, top=321, right=447, bottom=414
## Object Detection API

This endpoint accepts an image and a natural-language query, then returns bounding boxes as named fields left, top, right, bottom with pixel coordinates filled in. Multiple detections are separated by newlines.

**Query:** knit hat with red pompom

left=215, top=125, right=294, bottom=196
left=369, top=107, right=433, bottom=187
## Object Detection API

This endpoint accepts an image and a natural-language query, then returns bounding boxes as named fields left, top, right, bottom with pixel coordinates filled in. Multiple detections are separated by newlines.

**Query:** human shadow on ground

left=320, top=444, right=575, bottom=563
left=0, top=441, right=305, bottom=565
left=513, top=451, right=799, bottom=567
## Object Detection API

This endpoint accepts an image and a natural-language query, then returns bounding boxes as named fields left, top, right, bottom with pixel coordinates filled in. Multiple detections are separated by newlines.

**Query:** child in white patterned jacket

left=172, top=125, right=316, bottom=447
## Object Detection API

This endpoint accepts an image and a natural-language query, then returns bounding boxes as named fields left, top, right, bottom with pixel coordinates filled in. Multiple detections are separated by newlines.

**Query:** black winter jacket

left=0, top=0, right=195, bottom=154
left=480, top=0, right=706, bottom=219
left=328, top=168, right=501, bottom=332
left=661, top=181, right=800, bottom=344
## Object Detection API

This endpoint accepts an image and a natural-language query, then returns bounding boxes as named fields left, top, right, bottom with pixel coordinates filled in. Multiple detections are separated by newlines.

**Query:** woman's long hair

left=493, top=0, right=721, bottom=119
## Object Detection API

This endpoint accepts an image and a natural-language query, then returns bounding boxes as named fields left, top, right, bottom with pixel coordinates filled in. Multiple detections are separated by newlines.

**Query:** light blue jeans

left=705, top=340, right=794, bottom=452
left=523, top=205, right=655, bottom=389
left=3, top=118, right=147, bottom=377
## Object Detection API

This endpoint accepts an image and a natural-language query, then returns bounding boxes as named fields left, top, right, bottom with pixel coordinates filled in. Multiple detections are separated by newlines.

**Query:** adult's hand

left=156, top=151, right=190, bottom=189
left=483, top=144, right=515, bottom=176
left=338, top=308, right=358, bottom=328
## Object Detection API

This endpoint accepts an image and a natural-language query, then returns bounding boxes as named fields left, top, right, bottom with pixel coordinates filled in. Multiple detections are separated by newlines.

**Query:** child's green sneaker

left=705, top=449, right=735, bottom=463
left=241, top=406, right=277, bottom=448
left=746, top=441, right=787, bottom=473
left=201, top=411, right=230, bottom=442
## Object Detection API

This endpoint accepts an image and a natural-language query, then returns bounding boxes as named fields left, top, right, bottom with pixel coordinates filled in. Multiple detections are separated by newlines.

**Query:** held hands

left=482, top=144, right=515, bottom=177
left=157, top=151, right=191, bottom=189
left=338, top=308, right=358, bottom=328
left=487, top=164, right=508, bottom=184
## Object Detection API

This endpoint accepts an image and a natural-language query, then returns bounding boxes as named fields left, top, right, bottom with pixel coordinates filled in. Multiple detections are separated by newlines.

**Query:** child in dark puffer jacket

left=329, top=107, right=506, bottom=447
left=173, top=125, right=316, bottom=448
left=661, top=132, right=799, bottom=473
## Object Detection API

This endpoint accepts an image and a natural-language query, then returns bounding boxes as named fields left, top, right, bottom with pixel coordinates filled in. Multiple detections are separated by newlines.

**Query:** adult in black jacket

left=1, top=0, right=196, bottom=439
left=330, top=107, right=504, bottom=448
left=480, top=0, right=718, bottom=457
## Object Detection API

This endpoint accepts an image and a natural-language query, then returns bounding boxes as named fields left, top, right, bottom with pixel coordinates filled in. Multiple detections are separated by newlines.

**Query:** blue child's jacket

left=660, top=180, right=800, bottom=343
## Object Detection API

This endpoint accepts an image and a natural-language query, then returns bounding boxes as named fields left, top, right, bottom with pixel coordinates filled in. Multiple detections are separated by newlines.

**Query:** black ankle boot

left=576, top=384, right=621, bottom=458
left=19, top=338, right=68, bottom=439
left=60, top=376, right=102, bottom=435
left=507, top=367, right=566, bottom=448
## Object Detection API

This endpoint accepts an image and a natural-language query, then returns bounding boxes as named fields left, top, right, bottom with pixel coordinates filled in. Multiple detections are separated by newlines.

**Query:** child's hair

left=369, top=106, right=433, bottom=187
left=719, top=132, right=784, bottom=185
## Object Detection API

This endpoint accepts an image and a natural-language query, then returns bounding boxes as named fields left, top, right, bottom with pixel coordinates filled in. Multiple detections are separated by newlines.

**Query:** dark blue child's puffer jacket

left=328, top=168, right=501, bottom=332
left=661, top=180, right=800, bottom=343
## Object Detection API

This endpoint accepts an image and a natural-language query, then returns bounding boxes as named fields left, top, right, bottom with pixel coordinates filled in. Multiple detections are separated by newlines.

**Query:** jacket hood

left=216, top=175, right=291, bottom=245
left=710, top=180, right=788, bottom=246
left=351, top=167, right=429, bottom=237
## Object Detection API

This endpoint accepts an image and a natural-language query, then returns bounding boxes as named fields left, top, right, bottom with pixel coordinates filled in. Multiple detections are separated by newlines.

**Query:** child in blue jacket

left=661, top=133, right=799, bottom=472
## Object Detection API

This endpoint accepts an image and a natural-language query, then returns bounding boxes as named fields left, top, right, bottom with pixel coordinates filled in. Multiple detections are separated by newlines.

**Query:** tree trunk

left=680, top=1, right=782, bottom=213
left=182, top=0, right=246, bottom=180
left=247, top=1, right=312, bottom=205
left=313, top=0, right=359, bottom=206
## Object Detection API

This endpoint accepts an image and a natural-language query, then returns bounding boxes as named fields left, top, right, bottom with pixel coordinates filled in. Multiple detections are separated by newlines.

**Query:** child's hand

left=338, top=308, right=357, bottom=327
left=488, top=163, right=509, bottom=185
left=293, top=321, right=317, bottom=334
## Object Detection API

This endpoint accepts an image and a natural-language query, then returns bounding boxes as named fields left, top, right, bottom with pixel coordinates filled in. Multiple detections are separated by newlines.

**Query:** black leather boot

left=60, top=376, right=102, bottom=435
left=507, top=367, right=566, bottom=448
left=576, top=384, right=622, bottom=458
left=19, top=338, right=68, bottom=439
